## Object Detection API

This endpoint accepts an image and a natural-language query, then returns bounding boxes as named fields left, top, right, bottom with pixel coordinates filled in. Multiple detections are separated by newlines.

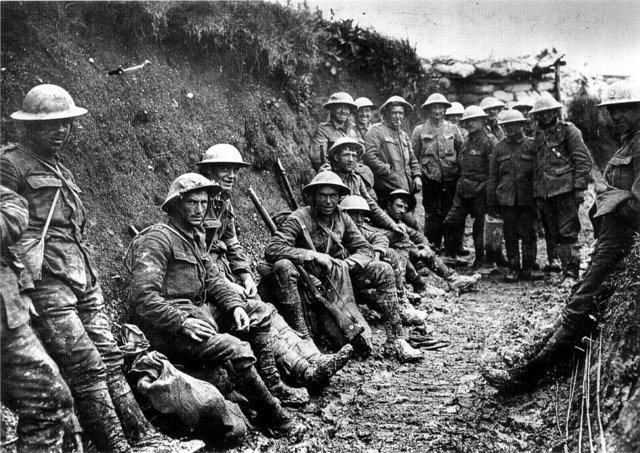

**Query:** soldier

left=411, top=93, right=465, bottom=251
left=445, top=102, right=468, bottom=141
left=383, top=189, right=481, bottom=294
left=1, top=185, right=76, bottom=453
left=2, top=84, right=165, bottom=452
left=353, top=97, right=377, bottom=193
left=196, top=144, right=353, bottom=390
left=265, top=171, right=423, bottom=362
left=443, top=106, right=499, bottom=270
left=511, top=97, right=535, bottom=137
left=487, top=110, right=544, bottom=282
left=128, top=173, right=303, bottom=435
left=530, top=94, right=592, bottom=285
left=483, top=80, right=640, bottom=392
left=310, top=92, right=358, bottom=172
left=364, top=95, right=422, bottom=206
left=480, top=96, right=506, bottom=141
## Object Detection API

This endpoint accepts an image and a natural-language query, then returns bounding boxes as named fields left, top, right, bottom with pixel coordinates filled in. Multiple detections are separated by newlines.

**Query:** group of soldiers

left=1, top=78, right=638, bottom=451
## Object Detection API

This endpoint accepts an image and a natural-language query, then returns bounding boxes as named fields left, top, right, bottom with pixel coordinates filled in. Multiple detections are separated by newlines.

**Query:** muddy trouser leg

left=384, top=248, right=409, bottom=297
left=30, top=273, right=131, bottom=453
left=271, top=259, right=311, bottom=338
left=519, top=207, right=538, bottom=271
left=444, top=193, right=472, bottom=258
left=423, top=179, right=444, bottom=248
left=540, top=199, right=559, bottom=263
left=419, top=244, right=451, bottom=279
left=552, top=192, right=582, bottom=278
left=350, top=261, right=403, bottom=342
left=443, top=180, right=461, bottom=251
left=560, top=213, right=635, bottom=332
left=588, top=202, right=602, bottom=239
left=500, top=206, right=521, bottom=270
left=1, top=316, right=74, bottom=453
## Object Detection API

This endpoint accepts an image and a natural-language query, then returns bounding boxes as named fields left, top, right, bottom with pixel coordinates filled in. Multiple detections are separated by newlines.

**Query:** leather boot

left=251, top=333, right=309, bottom=407
left=278, top=300, right=311, bottom=339
left=233, top=366, right=305, bottom=437
left=557, top=243, right=580, bottom=279
left=302, top=344, right=354, bottom=388
left=74, top=387, right=132, bottom=453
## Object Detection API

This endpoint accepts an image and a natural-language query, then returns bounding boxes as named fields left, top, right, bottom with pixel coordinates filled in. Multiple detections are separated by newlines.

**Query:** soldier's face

left=503, top=122, right=523, bottom=137
left=462, top=118, right=484, bottom=133
left=388, top=197, right=408, bottom=221
left=387, top=106, right=405, bottom=129
left=607, top=104, right=640, bottom=135
left=334, top=148, right=358, bottom=172
left=331, top=104, right=353, bottom=124
left=428, top=104, right=446, bottom=122
left=536, top=110, right=558, bottom=126
left=485, top=107, right=503, bottom=120
left=314, top=187, right=340, bottom=217
left=348, top=211, right=365, bottom=227
left=357, top=107, right=372, bottom=126
left=207, top=165, right=241, bottom=192
left=27, top=119, right=72, bottom=153
left=446, top=114, right=461, bottom=125
left=177, top=191, right=209, bottom=227
left=514, top=106, right=532, bottom=119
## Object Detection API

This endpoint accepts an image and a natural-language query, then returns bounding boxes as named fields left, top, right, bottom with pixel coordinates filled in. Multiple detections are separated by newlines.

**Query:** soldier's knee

left=273, top=259, right=299, bottom=280
left=368, top=261, right=395, bottom=287
left=219, top=334, right=256, bottom=372
left=246, top=300, right=275, bottom=330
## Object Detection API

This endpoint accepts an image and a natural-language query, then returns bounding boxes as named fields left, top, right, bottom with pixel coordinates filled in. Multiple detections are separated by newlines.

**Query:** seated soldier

left=128, top=173, right=303, bottom=435
left=264, top=171, right=423, bottom=362
left=196, top=144, right=353, bottom=389
left=339, top=195, right=430, bottom=327
left=384, top=190, right=481, bottom=294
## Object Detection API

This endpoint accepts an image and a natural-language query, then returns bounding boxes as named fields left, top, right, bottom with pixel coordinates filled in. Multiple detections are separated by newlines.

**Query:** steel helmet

left=530, top=93, right=562, bottom=114
left=460, top=105, right=489, bottom=122
left=379, top=95, right=413, bottom=113
left=11, top=84, right=88, bottom=121
left=355, top=97, right=376, bottom=110
left=479, top=97, right=506, bottom=112
left=511, top=97, right=534, bottom=112
left=302, top=170, right=350, bottom=197
left=445, top=102, right=465, bottom=117
left=497, top=109, right=527, bottom=125
left=388, top=189, right=417, bottom=212
left=196, top=144, right=250, bottom=168
left=162, top=173, right=221, bottom=212
left=340, top=195, right=370, bottom=212
left=323, top=92, right=357, bottom=111
left=597, top=80, right=640, bottom=107
left=328, top=136, right=365, bottom=159
left=421, top=93, right=452, bottom=109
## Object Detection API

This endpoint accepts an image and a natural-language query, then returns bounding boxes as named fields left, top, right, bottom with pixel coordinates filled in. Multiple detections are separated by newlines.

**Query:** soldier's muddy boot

left=277, top=298, right=311, bottom=339
left=253, top=334, right=309, bottom=407
left=303, top=344, right=354, bottom=388
left=385, top=339, right=423, bottom=363
left=106, top=372, right=157, bottom=445
left=504, top=268, right=520, bottom=283
left=399, top=301, right=428, bottom=326
left=234, top=366, right=306, bottom=438
left=447, top=272, right=481, bottom=292
left=74, top=387, right=132, bottom=453
left=543, top=258, right=562, bottom=272
left=558, top=243, right=581, bottom=280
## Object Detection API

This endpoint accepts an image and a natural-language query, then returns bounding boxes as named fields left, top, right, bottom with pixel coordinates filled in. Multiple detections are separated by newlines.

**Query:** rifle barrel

left=248, top=187, right=278, bottom=234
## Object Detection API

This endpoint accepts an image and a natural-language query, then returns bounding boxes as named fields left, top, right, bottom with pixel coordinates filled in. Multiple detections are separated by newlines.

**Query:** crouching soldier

left=384, top=190, right=481, bottom=294
left=487, top=110, right=544, bottom=282
left=483, top=80, right=640, bottom=392
left=1, top=185, right=76, bottom=453
left=128, top=173, right=303, bottom=435
left=265, top=171, right=422, bottom=362
left=196, top=144, right=352, bottom=390
left=2, top=84, right=165, bottom=453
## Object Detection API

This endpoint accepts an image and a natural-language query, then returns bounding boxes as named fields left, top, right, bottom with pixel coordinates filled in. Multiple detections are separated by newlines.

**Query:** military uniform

left=364, top=122, right=421, bottom=203
left=310, top=120, right=358, bottom=171
left=486, top=121, right=505, bottom=142
left=411, top=119, right=464, bottom=246
left=1, top=185, right=74, bottom=453
left=534, top=121, right=592, bottom=278
left=444, top=128, right=498, bottom=261
left=354, top=122, right=376, bottom=190
left=487, top=135, right=538, bottom=272
left=1, top=144, right=143, bottom=452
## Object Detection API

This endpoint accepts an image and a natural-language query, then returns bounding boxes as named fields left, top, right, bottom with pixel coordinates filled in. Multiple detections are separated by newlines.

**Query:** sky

left=276, top=0, right=640, bottom=77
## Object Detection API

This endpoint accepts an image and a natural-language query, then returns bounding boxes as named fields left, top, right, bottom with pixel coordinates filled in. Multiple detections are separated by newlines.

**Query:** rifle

left=248, top=186, right=364, bottom=342
left=276, top=158, right=299, bottom=210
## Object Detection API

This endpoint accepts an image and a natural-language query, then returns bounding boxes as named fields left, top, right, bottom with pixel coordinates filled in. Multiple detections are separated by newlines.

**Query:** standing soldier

left=1, top=185, right=76, bottom=453
left=445, top=101, right=468, bottom=142
left=480, top=96, right=506, bottom=141
left=487, top=110, right=544, bottom=282
left=443, top=106, right=498, bottom=269
left=511, top=97, right=535, bottom=137
left=411, top=93, right=465, bottom=251
left=353, top=97, right=377, bottom=194
left=310, top=92, right=358, bottom=171
left=1, top=84, right=166, bottom=452
left=364, top=95, right=422, bottom=207
left=483, top=80, right=640, bottom=392
left=530, top=94, right=592, bottom=285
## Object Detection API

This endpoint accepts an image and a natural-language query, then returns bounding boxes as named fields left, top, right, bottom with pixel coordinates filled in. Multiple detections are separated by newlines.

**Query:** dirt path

left=224, top=258, right=582, bottom=453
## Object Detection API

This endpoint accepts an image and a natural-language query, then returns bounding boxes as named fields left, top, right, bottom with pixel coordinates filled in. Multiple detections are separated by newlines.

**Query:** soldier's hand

left=242, top=274, right=258, bottom=298
left=374, top=251, right=381, bottom=261
left=227, top=281, right=247, bottom=297
left=181, top=318, right=216, bottom=342
left=392, top=223, right=408, bottom=237
left=232, top=307, right=250, bottom=332
left=575, top=190, right=586, bottom=205
left=413, top=176, right=423, bottom=193
left=312, top=251, right=333, bottom=270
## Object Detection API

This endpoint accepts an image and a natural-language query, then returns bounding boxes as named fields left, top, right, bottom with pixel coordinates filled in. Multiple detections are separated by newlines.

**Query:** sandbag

left=131, top=351, right=249, bottom=444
